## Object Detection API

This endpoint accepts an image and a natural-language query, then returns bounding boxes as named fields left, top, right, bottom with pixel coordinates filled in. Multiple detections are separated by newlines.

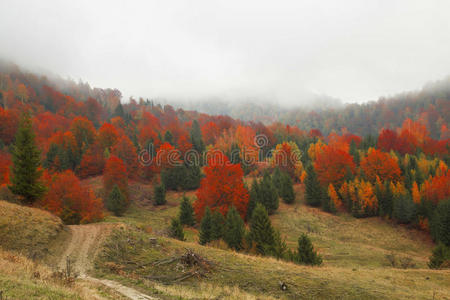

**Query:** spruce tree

left=430, top=199, right=450, bottom=246
left=179, top=195, right=195, bottom=226
left=190, top=120, right=205, bottom=153
left=246, top=178, right=259, bottom=220
left=210, top=210, right=225, bottom=241
left=260, top=172, right=279, bottom=214
left=199, top=207, right=212, bottom=245
left=154, top=183, right=166, bottom=205
left=293, top=233, right=322, bottom=266
left=392, top=192, right=416, bottom=224
left=271, top=168, right=283, bottom=195
left=169, top=217, right=185, bottom=241
left=428, top=243, right=450, bottom=269
left=349, top=140, right=360, bottom=166
left=249, top=203, right=275, bottom=255
left=224, top=206, right=245, bottom=251
left=280, top=172, right=295, bottom=204
left=113, top=102, right=125, bottom=118
left=181, top=165, right=201, bottom=190
left=305, top=164, right=322, bottom=207
left=106, top=184, right=127, bottom=216
left=271, top=229, right=288, bottom=259
left=9, top=112, right=46, bottom=204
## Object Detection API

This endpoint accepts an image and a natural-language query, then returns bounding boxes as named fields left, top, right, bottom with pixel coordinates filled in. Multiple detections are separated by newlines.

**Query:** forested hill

left=182, top=79, right=450, bottom=139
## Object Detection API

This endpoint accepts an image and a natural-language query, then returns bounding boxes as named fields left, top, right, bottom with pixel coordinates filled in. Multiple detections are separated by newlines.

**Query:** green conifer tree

left=246, top=178, right=259, bottom=220
left=9, top=112, right=46, bottom=204
left=154, top=183, right=166, bottom=205
left=260, top=172, right=279, bottom=214
left=249, top=203, right=275, bottom=255
left=179, top=195, right=195, bottom=226
left=169, top=217, right=185, bottom=241
left=106, top=184, right=128, bottom=216
left=199, top=207, right=212, bottom=245
left=223, top=206, right=245, bottom=251
left=280, top=172, right=295, bottom=204
left=305, top=164, right=322, bottom=207
left=190, top=120, right=205, bottom=153
left=211, top=210, right=225, bottom=241
left=293, top=233, right=322, bottom=266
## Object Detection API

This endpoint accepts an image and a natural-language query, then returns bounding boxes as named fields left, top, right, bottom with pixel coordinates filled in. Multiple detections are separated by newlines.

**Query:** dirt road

left=58, top=224, right=157, bottom=300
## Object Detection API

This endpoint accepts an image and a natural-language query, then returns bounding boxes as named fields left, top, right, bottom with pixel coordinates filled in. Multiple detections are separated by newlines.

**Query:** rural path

left=58, top=224, right=157, bottom=300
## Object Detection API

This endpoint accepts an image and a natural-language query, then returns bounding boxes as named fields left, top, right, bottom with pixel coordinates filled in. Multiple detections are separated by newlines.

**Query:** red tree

left=194, top=151, right=249, bottom=221
left=314, top=144, right=355, bottom=187
left=361, top=148, right=402, bottom=182
left=41, top=170, right=103, bottom=224
left=112, top=135, right=138, bottom=178
left=103, top=155, right=128, bottom=198
left=98, top=123, right=119, bottom=149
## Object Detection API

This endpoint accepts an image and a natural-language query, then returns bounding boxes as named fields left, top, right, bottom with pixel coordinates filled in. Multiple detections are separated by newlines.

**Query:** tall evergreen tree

left=392, top=192, right=416, bottom=224
left=305, top=164, right=322, bottom=207
left=106, top=184, right=127, bottom=216
left=430, top=199, right=450, bottom=246
left=224, top=206, right=245, bottom=251
left=271, top=167, right=283, bottom=195
left=280, top=172, right=295, bottom=204
left=210, top=210, right=225, bottom=241
left=9, top=112, right=46, bottom=204
left=259, top=172, right=279, bottom=214
left=169, top=217, right=185, bottom=241
left=246, top=178, right=259, bottom=220
left=190, top=120, right=205, bottom=153
left=249, top=203, right=275, bottom=255
left=113, top=102, right=125, bottom=118
left=349, top=140, right=360, bottom=166
left=199, top=207, right=212, bottom=245
left=292, top=233, right=322, bottom=266
left=379, top=181, right=393, bottom=217
left=154, top=183, right=166, bottom=205
left=179, top=195, right=195, bottom=226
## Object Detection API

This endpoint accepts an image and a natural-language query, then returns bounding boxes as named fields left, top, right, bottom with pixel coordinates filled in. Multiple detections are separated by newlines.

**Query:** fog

left=1, top=0, right=450, bottom=106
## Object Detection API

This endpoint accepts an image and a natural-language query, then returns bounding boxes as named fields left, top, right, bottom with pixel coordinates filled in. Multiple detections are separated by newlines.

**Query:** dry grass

left=0, top=200, right=66, bottom=259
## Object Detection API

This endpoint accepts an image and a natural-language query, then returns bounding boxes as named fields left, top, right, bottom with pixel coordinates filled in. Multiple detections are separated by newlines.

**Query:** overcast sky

left=1, top=0, right=449, bottom=105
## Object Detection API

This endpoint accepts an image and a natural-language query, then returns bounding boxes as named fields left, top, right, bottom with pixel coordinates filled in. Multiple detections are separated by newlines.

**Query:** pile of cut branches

left=146, top=248, right=214, bottom=283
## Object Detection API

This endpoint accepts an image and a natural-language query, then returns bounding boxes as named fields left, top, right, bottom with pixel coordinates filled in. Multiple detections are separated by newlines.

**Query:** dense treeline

left=0, top=62, right=448, bottom=267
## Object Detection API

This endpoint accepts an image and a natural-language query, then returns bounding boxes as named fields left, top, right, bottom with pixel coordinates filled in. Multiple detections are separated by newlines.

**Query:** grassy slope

left=92, top=181, right=450, bottom=300
left=0, top=200, right=125, bottom=300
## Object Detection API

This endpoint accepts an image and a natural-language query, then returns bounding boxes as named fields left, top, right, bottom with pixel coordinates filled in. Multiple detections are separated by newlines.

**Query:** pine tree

left=223, top=206, right=245, bottom=251
left=181, top=165, right=201, bottom=190
left=392, top=192, right=416, bottom=224
left=154, top=183, right=166, bottom=205
left=430, top=199, right=450, bottom=246
left=246, top=178, right=259, bottom=220
left=305, top=164, right=322, bottom=207
left=349, top=140, right=360, bottom=166
left=190, top=120, right=205, bottom=153
left=249, top=203, right=275, bottom=255
left=293, top=233, right=322, bottom=266
left=271, top=167, right=283, bottom=195
left=9, top=112, right=46, bottom=204
left=179, top=195, right=195, bottom=226
left=271, top=229, right=288, bottom=259
left=113, top=102, right=125, bottom=118
left=259, top=172, right=279, bottom=214
left=199, top=207, right=212, bottom=245
left=280, top=172, right=295, bottom=204
left=169, top=217, right=185, bottom=241
left=106, top=184, right=127, bottom=216
left=211, top=210, right=225, bottom=241
left=379, top=181, right=393, bottom=217
left=428, top=243, right=450, bottom=269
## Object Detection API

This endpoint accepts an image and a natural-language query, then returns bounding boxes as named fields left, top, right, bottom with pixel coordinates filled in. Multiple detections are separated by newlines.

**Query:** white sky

left=1, top=0, right=450, bottom=105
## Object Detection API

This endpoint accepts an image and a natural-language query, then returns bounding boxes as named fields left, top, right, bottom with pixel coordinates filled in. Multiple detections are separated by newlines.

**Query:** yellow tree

left=328, top=183, right=342, bottom=209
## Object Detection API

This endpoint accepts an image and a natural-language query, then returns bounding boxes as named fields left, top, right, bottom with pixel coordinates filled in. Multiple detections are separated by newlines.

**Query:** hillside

left=89, top=182, right=450, bottom=300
